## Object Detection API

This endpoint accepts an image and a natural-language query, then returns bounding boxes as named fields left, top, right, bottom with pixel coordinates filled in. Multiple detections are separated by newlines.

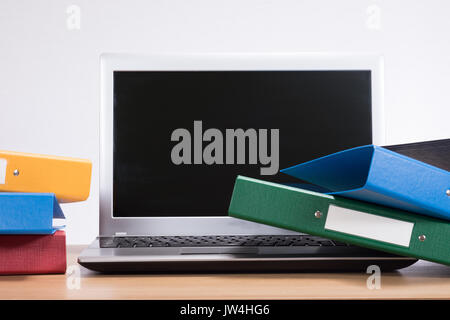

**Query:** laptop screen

left=113, top=71, right=372, bottom=217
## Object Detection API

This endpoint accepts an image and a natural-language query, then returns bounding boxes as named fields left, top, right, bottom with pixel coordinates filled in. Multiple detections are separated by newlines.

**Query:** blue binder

left=0, top=193, right=65, bottom=234
left=281, top=145, right=450, bottom=220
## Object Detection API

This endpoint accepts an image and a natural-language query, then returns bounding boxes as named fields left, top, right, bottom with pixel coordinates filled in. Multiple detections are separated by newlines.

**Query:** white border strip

left=325, top=205, right=414, bottom=247
left=0, top=159, right=7, bottom=185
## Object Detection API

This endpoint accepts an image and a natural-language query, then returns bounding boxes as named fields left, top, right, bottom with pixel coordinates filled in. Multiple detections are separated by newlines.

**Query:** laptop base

left=78, top=238, right=417, bottom=273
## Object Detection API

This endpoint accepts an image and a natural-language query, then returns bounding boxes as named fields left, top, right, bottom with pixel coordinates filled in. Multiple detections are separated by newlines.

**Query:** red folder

left=0, top=230, right=66, bottom=275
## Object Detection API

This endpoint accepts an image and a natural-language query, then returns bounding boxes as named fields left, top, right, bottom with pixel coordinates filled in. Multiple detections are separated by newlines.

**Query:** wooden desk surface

left=1, top=245, right=450, bottom=300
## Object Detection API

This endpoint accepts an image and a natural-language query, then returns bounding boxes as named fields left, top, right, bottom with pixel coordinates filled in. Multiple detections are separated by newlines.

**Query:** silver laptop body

left=78, top=53, right=416, bottom=272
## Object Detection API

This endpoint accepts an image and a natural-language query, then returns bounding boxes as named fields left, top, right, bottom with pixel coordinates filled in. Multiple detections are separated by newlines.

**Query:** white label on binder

left=325, top=205, right=414, bottom=247
left=0, top=159, right=6, bottom=184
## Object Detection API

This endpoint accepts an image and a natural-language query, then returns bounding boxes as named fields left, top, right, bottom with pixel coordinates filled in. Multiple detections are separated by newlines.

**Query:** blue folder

left=0, top=193, right=65, bottom=234
left=281, top=145, right=450, bottom=220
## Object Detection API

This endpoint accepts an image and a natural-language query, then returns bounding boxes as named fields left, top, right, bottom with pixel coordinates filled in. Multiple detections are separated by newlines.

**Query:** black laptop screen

left=113, top=71, right=372, bottom=217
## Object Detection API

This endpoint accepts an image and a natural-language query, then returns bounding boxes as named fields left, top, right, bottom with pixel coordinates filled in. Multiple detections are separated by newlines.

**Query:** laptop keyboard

left=99, top=235, right=350, bottom=248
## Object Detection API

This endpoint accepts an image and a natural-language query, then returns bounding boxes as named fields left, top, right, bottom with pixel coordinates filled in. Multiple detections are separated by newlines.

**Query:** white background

left=0, top=0, right=449, bottom=244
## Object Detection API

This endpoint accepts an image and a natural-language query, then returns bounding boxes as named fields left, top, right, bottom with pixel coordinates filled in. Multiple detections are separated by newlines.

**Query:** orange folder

left=0, top=150, right=91, bottom=203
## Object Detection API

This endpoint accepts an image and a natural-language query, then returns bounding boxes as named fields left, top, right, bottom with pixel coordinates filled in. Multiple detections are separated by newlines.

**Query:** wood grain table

left=1, top=245, right=450, bottom=299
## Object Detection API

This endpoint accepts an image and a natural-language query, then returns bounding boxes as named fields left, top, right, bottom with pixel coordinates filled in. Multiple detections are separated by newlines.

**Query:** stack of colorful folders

left=229, top=142, right=450, bottom=266
left=0, top=151, right=91, bottom=275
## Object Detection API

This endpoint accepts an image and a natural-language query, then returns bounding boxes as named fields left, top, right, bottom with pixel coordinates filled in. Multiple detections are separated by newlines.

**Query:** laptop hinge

left=115, top=232, right=127, bottom=236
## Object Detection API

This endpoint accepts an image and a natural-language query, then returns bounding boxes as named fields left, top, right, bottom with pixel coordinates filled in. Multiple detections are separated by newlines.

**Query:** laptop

left=78, top=53, right=417, bottom=272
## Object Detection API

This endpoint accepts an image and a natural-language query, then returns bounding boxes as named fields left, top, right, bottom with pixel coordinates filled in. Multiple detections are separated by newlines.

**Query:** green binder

left=228, top=176, right=450, bottom=266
